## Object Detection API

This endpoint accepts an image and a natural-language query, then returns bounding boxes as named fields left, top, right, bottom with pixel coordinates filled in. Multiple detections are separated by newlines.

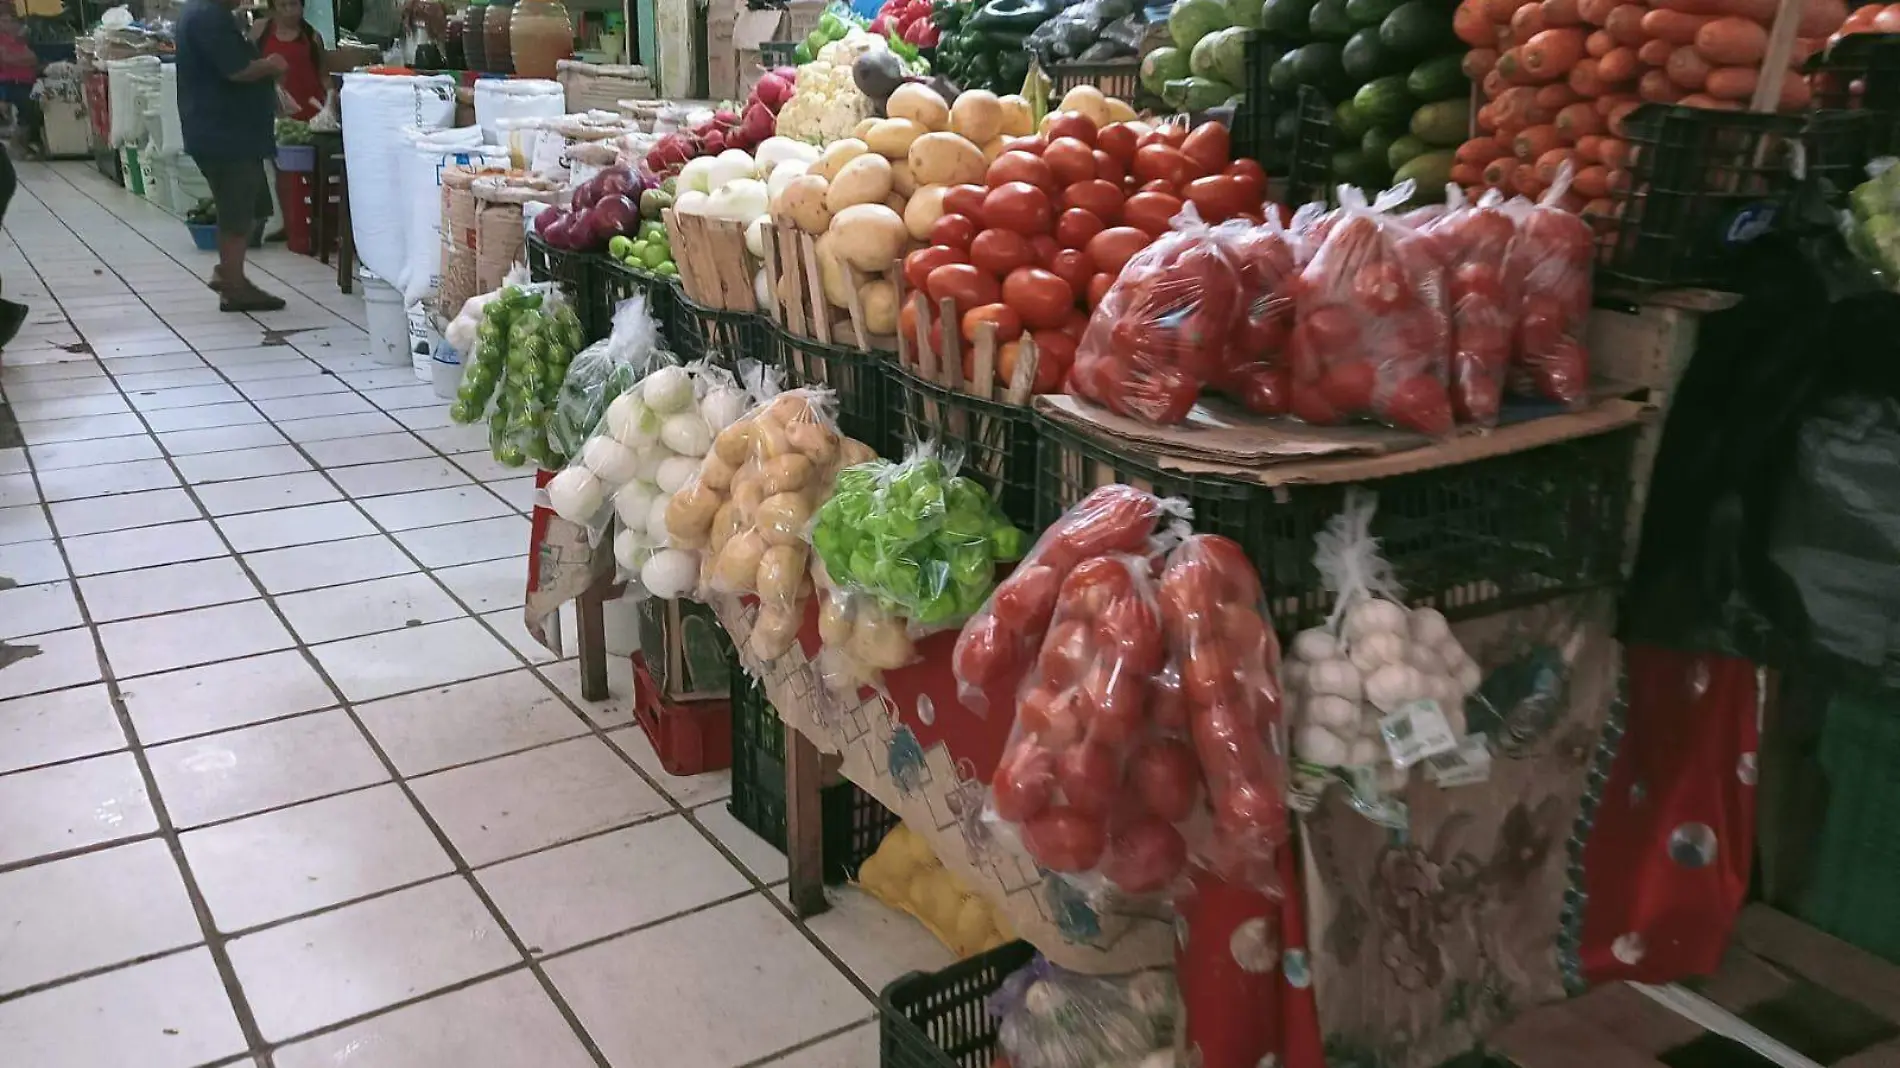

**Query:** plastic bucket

left=361, top=273, right=409, bottom=367
left=187, top=222, right=218, bottom=251
left=430, top=341, right=462, bottom=400
left=276, top=143, right=316, bottom=172
left=405, top=302, right=435, bottom=382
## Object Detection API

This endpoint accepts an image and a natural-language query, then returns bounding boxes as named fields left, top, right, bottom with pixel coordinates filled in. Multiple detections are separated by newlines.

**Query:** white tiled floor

left=0, top=161, right=947, bottom=1066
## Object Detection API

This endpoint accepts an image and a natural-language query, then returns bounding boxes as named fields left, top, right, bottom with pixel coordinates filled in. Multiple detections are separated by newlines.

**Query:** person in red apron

left=250, top=0, right=326, bottom=121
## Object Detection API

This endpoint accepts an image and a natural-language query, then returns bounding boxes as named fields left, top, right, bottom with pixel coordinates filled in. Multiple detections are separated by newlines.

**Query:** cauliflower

left=774, top=38, right=884, bottom=144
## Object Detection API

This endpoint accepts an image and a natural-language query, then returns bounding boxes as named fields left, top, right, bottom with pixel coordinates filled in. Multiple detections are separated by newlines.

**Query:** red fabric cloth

left=1173, top=852, right=1326, bottom=1068
left=1579, top=646, right=1759, bottom=983
left=260, top=27, right=324, bottom=121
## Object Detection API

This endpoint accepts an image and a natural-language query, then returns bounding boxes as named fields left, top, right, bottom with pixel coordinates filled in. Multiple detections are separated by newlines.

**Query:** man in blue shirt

left=176, top=0, right=289, bottom=312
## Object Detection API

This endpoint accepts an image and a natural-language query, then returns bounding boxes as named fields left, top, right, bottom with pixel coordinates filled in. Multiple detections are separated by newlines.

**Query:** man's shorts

left=191, top=155, right=272, bottom=239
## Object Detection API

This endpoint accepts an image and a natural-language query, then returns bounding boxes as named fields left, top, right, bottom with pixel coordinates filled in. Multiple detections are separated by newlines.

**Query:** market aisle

left=0, top=160, right=951, bottom=1068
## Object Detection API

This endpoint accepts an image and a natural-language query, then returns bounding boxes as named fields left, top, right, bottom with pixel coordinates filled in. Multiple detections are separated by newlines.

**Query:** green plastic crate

left=1798, top=689, right=1900, bottom=964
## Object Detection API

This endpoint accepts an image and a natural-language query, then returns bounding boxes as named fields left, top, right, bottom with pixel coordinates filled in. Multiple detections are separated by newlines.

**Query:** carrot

left=1572, top=164, right=1612, bottom=198
left=1543, top=0, right=1583, bottom=25
left=1605, top=4, right=1648, bottom=43
left=1556, top=101, right=1604, bottom=140
left=1799, top=0, right=1848, bottom=37
left=1568, top=57, right=1607, bottom=95
left=1494, top=85, right=1544, bottom=125
left=1704, top=66, right=1759, bottom=98
left=1605, top=167, right=1632, bottom=194
left=1514, top=164, right=1547, bottom=199
left=1606, top=98, right=1644, bottom=135
left=1598, top=46, right=1641, bottom=83
left=1678, top=93, right=1741, bottom=109
left=1535, top=147, right=1576, bottom=185
left=1484, top=67, right=1510, bottom=97
left=1575, top=133, right=1605, bottom=161
left=1596, top=136, right=1631, bottom=167
left=1457, top=137, right=1511, bottom=166
left=1535, top=83, right=1583, bottom=108
left=1640, top=68, right=1686, bottom=102
left=1483, top=157, right=1516, bottom=190
left=1693, top=17, right=1768, bottom=64
left=1642, top=8, right=1712, bottom=43
left=1478, top=101, right=1503, bottom=131
left=1512, top=3, right=1549, bottom=43
left=1465, top=48, right=1502, bottom=79
left=1666, top=45, right=1714, bottom=88
left=1578, top=0, right=1620, bottom=24
left=1497, top=47, right=1528, bottom=81
left=1456, top=0, right=1497, bottom=46
left=1638, top=38, right=1677, bottom=65
left=1515, top=123, right=1563, bottom=160
left=1721, top=0, right=1779, bottom=19
left=1586, top=28, right=1615, bottom=55
left=1451, top=163, right=1484, bottom=186
left=1487, top=0, right=1531, bottom=21
left=1581, top=196, right=1617, bottom=218
left=1595, top=92, right=1639, bottom=117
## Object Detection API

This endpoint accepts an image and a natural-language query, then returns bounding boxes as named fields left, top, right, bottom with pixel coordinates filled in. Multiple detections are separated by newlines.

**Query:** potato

left=750, top=604, right=801, bottom=661
left=713, top=529, right=767, bottom=590
left=829, top=203, right=908, bottom=272
left=949, top=89, right=1003, bottom=145
left=1105, top=97, right=1137, bottom=123
left=849, top=610, right=915, bottom=670
left=811, top=138, right=869, bottom=183
left=813, top=231, right=855, bottom=308
left=907, top=132, right=987, bottom=188
left=786, top=420, right=838, bottom=465
left=858, top=279, right=899, bottom=335
left=707, top=501, right=740, bottom=553
left=698, top=452, right=736, bottom=491
left=713, top=421, right=754, bottom=466
left=819, top=593, right=853, bottom=644
left=1057, top=85, right=1112, bottom=128
left=903, top=184, right=949, bottom=241
left=980, top=136, right=1008, bottom=162
left=825, top=153, right=893, bottom=213
left=664, top=482, right=720, bottom=540
left=998, top=94, right=1035, bottom=137
left=775, top=173, right=832, bottom=234
left=865, top=117, right=926, bottom=159
left=732, top=476, right=766, bottom=517
left=887, top=83, right=950, bottom=131
left=766, top=393, right=814, bottom=424
left=851, top=117, right=877, bottom=140
left=757, top=493, right=812, bottom=546
left=889, top=159, right=918, bottom=198
left=759, top=454, right=813, bottom=495
left=756, top=544, right=808, bottom=601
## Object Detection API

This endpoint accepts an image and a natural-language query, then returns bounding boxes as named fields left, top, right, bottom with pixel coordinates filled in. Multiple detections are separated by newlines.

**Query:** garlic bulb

left=1406, top=642, right=1448, bottom=678
left=1348, top=631, right=1406, bottom=674
left=1291, top=628, right=1339, bottom=663
left=1307, top=659, right=1363, bottom=701
left=1295, top=724, right=1350, bottom=765
left=1409, top=606, right=1453, bottom=648
left=1364, top=662, right=1425, bottom=714
left=1306, top=694, right=1360, bottom=732
left=1343, top=598, right=1408, bottom=644
left=1346, top=737, right=1382, bottom=767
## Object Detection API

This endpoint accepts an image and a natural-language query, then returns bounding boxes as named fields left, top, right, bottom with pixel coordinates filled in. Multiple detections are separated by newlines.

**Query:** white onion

left=546, top=466, right=604, bottom=524
left=605, top=392, right=659, bottom=448
left=655, top=455, right=699, bottom=494
left=642, top=366, right=695, bottom=414
left=647, top=492, right=673, bottom=545
left=581, top=436, right=639, bottom=485
left=699, top=387, right=748, bottom=434
left=640, top=548, right=699, bottom=599
left=612, top=479, right=658, bottom=529
left=660, top=412, right=712, bottom=457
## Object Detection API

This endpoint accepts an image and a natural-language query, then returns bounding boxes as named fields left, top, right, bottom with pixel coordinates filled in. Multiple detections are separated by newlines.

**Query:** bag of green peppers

left=810, top=442, right=1027, bottom=630
left=448, top=282, right=585, bottom=470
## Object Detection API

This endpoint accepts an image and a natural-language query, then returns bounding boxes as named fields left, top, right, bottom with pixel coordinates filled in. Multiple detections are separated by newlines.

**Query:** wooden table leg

left=575, top=577, right=610, bottom=703
left=785, top=724, right=829, bottom=917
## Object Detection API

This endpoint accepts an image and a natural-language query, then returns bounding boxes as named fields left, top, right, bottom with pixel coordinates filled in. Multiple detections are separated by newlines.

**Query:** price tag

left=1379, top=699, right=1459, bottom=770
left=1426, top=734, right=1493, bottom=788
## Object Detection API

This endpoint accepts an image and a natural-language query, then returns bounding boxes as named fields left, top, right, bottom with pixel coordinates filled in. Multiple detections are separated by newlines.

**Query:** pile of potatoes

left=766, top=85, right=1039, bottom=336
left=663, top=389, right=877, bottom=661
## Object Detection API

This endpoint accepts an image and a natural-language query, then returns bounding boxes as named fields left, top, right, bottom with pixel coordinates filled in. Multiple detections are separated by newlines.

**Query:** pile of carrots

left=1450, top=0, right=1852, bottom=207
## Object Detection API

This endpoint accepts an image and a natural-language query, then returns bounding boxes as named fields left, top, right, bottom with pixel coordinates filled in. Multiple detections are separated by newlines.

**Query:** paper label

left=1426, top=733, right=1493, bottom=787
left=1379, top=699, right=1459, bottom=770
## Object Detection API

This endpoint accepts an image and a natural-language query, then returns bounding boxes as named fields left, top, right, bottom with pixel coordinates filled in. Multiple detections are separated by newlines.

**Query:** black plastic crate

left=672, top=286, right=770, bottom=372
left=1810, top=32, right=1900, bottom=112
left=1805, top=35, right=1900, bottom=204
left=771, top=323, right=890, bottom=458
left=879, top=941, right=1037, bottom=1068
left=592, top=257, right=680, bottom=345
left=729, top=662, right=899, bottom=884
left=525, top=233, right=592, bottom=306
left=1034, top=417, right=1637, bottom=635
left=1597, top=104, right=1804, bottom=291
left=1232, top=32, right=1278, bottom=171
left=889, top=362, right=1037, bottom=529
left=1285, top=84, right=1338, bottom=207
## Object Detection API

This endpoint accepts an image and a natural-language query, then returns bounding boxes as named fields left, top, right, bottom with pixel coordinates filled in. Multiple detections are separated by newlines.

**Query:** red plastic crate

left=631, top=654, right=733, bottom=777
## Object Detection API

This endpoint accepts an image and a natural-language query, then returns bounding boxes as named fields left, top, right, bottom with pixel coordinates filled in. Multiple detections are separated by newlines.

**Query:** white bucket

left=405, top=302, right=435, bottom=382
left=362, top=273, right=409, bottom=367
left=430, top=342, right=462, bottom=400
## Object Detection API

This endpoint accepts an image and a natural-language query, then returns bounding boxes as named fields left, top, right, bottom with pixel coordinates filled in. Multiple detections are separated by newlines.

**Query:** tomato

left=1180, top=120, right=1231, bottom=174
left=1096, top=122, right=1140, bottom=163
left=1043, top=487, right=1160, bottom=570
left=981, top=181, right=1054, bottom=236
left=1085, top=227, right=1151, bottom=277
left=1043, top=137, right=1096, bottom=186
left=1151, top=671, right=1189, bottom=730
left=991, top=742, right=1054, bottom=822
left=1002, top=267, right=1074, bottom=330
left=1029, top=234, right=1061, bottom=265
left=1028, top=330, right=1072, bottom=390
left=1057, top=555, right=1137, bottom=617
left=986, top=150, right=1055, bottom=192
left=1054, top=207, right=1105, bottom=251
left=1046, top=248, right=1094, bottom=300
left=926, top=263, right=1001, bottom=307
left=1081, top=658, right=1144, bottom=744
left=1225, top=158, right=1267, bottom=204
left=1036, top=618, right=1093, bottom=688
left=1102, top=817, right=1189, bottom=893
left=1043, top=111, right=1097, bottom=146
left=1381, top=375, right=1454, bottom=435
left=952, top=612, right=1010, bottom=690
left=992, top=563, right=1059, bottom=633
left=1183, top=174, right=1253, bottom=222
left=1097, top=593, right=1164, bottom=673
left=1133, top=144, right=1196, bottom=187
left=1021, top=805, right=1106, bottom=872
left=928, top=213, right=979, bottom=250
left=962, top=302, right=1022, bottom=344
left=1060, top=179, right=1124, bottom=225
left=1057, top=742, right=1119, bottom=815
left=1351, top=260, right=1409, bottom=312
left=969, top=228, right=1035, bottom=277
left=942, top=184, right=988, bottom=224
left=1127, top=738, right=1202, bottom=822
left=1061, top=309, right=1090, bottom=338
left=1137, top=179, right=1176, bottom=196
left=1123, top=191, right=1184, bottom=237
left=1091, top=150, right=1125, bottom=186
left=903, top=245, right=966, bottom=293
left=1087, top=272, right=1114, bottom=308
left=1318, top=360, right=1377, bottom=412
left=1138, top=124, right=1187, bottom=149
left=1002, top=134, right=1046, bottom=156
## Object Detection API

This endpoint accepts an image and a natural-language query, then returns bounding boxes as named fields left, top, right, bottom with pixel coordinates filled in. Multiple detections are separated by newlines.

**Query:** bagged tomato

left=953, top=485, right=1183, bottom=715
left=1505, top=164, right=1593, bottom=409
left=1423, top=186, right=1517, bottom=426
left=1287, top=184, right=1454, bottom=436
left=1211, top=213, right=1309, bottom=417
left=987, top=554, right=1188, bottom=894
left=1157, top=534, right=1288, bottom=891
left=1069, top=206, right=1244, bottom=425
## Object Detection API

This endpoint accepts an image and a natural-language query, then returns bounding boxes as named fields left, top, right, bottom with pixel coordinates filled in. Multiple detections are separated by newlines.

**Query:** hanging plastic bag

left=952, top=485, right=1186, bottom=716
left=547, top=291, right=673, bottom=463
left=810, top=442, right=1027, bottom=632
left=1212, top=212, right=1307, bottom=416
left=1069, top=205, right=1245, bottom=425
left=1506, top=164, right=1593, bottom=409
left=449, top=281, right=579, bottom=468
left=989, top=957, right=1180, bottom=1068
left=1288, top=182, right=1454, bottom=436
left=1424, top=185, right=1517, bottom=426
left=813, top=583, right=918, bottom=697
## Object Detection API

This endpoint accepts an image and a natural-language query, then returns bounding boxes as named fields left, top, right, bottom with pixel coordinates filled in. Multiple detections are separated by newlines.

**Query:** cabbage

left=1168, top=0, right=1232, bottom=51
left=1140, top=47, right=1191, bottom=99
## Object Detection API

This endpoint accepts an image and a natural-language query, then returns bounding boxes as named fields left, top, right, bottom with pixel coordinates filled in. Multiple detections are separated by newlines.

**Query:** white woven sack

left=340, top=73, right=456, bottom=299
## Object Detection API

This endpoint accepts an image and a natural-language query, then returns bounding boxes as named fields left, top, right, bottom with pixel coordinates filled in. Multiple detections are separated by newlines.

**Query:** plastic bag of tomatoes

left=1422, top=186, right=1516, bottom=427
left=1068, top=206, right=1246, bottom=425
left=1504, top=165, right=1593, bottom=410
left=1213, top=210, right=1312, bottom=418
left=1288, top=184, right=1455, bottom=436
left=953, top=484, right=1185, bottom=716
